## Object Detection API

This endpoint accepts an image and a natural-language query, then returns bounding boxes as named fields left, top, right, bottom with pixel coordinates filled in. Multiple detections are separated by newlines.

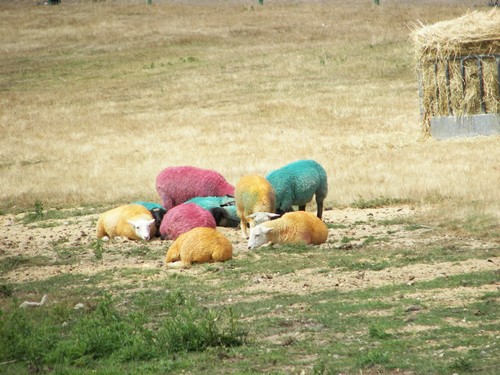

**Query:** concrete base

left=430, top=114, right=500, bottom=140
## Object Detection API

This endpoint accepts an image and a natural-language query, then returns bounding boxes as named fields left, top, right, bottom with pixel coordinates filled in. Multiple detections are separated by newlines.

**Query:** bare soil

left=1, top=206, right=498, bottom=303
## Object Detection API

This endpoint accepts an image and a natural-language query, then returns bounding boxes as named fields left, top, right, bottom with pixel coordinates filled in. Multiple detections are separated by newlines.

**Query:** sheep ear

left=127, top=219, right=136, bottom=226
left=262, top=226, right=273, bottom=233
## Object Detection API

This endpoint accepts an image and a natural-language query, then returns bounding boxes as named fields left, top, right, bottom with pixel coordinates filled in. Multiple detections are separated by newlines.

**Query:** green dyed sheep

left=266, top=159, right=328, bottom=219
left=185, top=196, right=239, bottom=227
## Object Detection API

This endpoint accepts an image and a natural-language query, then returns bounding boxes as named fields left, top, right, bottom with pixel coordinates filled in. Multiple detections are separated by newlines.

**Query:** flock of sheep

left=95, top=159, right=329, bottom=268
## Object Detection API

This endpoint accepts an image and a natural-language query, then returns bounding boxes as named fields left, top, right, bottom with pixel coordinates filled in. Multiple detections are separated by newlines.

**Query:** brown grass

left=0, top=1, right=499, bottom=220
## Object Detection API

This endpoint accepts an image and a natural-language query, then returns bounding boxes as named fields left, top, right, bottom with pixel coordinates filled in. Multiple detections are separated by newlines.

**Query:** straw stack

left=410, top=9, right=500, bottom=135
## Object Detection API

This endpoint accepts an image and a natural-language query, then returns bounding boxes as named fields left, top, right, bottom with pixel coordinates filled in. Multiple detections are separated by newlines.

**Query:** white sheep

left=165, top=227, right=233, bottom=268
left=96, top=204, right=156, bottom=241
left=235, top=174, right=277, bottom=239
left=247, top=211, right=328, bottom=249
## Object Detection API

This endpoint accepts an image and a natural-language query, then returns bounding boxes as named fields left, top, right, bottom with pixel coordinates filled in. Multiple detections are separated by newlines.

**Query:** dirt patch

left=1, top=205, right=498, bottom=296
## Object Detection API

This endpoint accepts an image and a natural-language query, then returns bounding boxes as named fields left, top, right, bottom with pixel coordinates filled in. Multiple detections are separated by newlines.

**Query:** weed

left=449, top=356, right=473, bottom=372
left=91, top=239, right=104, bottom=261
left=351, top=197, right=412, bottom=209
left=0, top=292, right=247, bottom=372
left=369, top=325, right=393, bottom=339
left=358, top=349, right=390, bottom=367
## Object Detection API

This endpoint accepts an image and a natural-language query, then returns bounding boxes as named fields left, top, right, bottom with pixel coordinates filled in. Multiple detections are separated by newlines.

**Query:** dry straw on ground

left=411, top=9, right=500, bottom=134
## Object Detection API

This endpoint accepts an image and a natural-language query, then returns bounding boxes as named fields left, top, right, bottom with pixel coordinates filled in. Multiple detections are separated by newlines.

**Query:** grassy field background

left=1, top=0, right=498, bottom=217
left=0, top=1, right=499, bottom=374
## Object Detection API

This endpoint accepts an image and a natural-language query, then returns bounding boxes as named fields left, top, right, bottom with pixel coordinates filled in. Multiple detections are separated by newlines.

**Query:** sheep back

left=156, top=166, right=235, bottom=210
left=185, top=196, right=239, bottom=227
left=266, top=159, right=328, bottom=218
left=185, top=196, right=235, bottom=210
left=261, top=211, right=328, bottom=245
left=96, top=204, right=156, bottom=240
left=132, top=201, right=165, bottom=211
left=235, top=174, right=276, bottom=237
left=165, top=227, right=233, bottom=266
left=159, top=203, right=216, bottom=240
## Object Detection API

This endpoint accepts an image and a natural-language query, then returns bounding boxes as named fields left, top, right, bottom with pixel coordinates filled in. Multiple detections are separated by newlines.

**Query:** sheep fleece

left=96, top=204, right=156, bottom=240
left=159, top=203, right=216, bottom=240
left=260, top=211, right=328, bottom=245
left=156, top=166, right=235, bottom=210
left=165, top=227, right=233, bottom=266
left=266, top=159, right=328, bottom=216
left=235, top=174, right=276, bottom=237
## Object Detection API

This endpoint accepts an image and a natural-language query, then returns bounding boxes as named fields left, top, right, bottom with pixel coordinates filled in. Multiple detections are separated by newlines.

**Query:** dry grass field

left=0, top=2, right=499, bottom=374
left=1, top=0, right=498, bottom=219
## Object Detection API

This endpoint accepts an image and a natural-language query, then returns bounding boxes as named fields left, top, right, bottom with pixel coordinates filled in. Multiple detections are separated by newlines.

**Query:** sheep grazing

left=96, top=204, right=156, bottom=241
left=165, top=227, right=233, bottom=268
left=155, top=166, right=235, bottom=210
left=266, top=159, right=328, bottom=219
left=159, top=202, right=216, bottom=241
left=235, top=174, right=277, bottom=239
left=247, top=211, right=328, bottom=249
left=185, top=196, right=239, bottom=227
left=132, top=201, right=167, bottom=237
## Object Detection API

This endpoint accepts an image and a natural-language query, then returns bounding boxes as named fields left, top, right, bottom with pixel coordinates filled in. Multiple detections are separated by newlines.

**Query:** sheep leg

left=316, top=200, right=324, bottom=219
left=240, top=217, right=249, bottom=239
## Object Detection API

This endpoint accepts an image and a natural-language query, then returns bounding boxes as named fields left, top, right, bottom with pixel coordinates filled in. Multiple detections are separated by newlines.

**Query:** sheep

left=185, top=196, right=239, bottom=227
left=235, top=174, right=276, bottom=239
left=165, top=227, right=233, bottom=268
left=96, top=204, right=156, bottom=241
left=156, top=166, right=234, bottom=210
left=159, top=202, right=216, bottom=241
left=132, top=201, right=167, bottom=237
left=266, top=159, right=328, bottom=219
left=247, top=211, right=328, bottom=249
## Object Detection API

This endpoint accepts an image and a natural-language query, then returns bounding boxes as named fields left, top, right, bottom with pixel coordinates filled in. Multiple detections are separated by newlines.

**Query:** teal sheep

left=266, top=159, right=328, bottom=219
left=185, top=196, right=239, bottom=228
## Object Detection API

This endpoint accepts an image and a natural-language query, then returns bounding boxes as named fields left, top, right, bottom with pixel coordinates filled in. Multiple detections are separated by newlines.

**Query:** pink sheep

left=156, top=166, right=235, bottom=210
left=159, top=203, right=216, bottom=240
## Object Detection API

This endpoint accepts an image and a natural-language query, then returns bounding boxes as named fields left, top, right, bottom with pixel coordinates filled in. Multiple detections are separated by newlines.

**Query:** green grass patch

left=0, top=291, right=247, bottom=373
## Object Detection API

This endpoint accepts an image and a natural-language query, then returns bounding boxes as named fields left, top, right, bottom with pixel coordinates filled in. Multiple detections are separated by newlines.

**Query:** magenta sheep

left=159, top=203, right=216, bottom=240
left=156, top=166, right=235, bottom=210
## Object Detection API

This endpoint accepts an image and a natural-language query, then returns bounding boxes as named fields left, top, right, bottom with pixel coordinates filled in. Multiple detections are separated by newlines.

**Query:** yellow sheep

left=165, top=227, right=233, bottom=268
left=247, top=211, right=328, bottom=249
left=235, top=174, right=277, bottom=239
left=96, top=204, right=156, bottom=241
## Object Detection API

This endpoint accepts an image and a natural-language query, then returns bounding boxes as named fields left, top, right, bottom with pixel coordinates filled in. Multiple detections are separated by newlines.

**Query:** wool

left=159, top=203, right=216, bottom=240
left=156, top=166, right=234, bottom=210
left=165, top=227, right=233, bottom=267
left=96, top=204, right=156, bottom=241
left=235, top=174, right=276, bottom=239
left=248, top=211, right=328, bottom=249
left=266, top=159, right=328, bottom=219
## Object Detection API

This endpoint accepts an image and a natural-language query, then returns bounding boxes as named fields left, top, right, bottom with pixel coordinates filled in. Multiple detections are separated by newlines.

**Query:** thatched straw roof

left=411, top=9, right=500, bottom=62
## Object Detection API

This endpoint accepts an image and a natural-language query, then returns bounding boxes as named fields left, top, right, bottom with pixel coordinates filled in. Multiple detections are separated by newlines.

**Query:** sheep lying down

left=165, top=227, right=233, bottom=268
left=96, top=204, right=156, bottom=241
left=247, top=211, right=328, bottom=249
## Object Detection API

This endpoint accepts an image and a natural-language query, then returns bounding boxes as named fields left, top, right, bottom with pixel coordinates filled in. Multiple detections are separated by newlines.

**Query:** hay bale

left=410, top=9, right=500, bottom=135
